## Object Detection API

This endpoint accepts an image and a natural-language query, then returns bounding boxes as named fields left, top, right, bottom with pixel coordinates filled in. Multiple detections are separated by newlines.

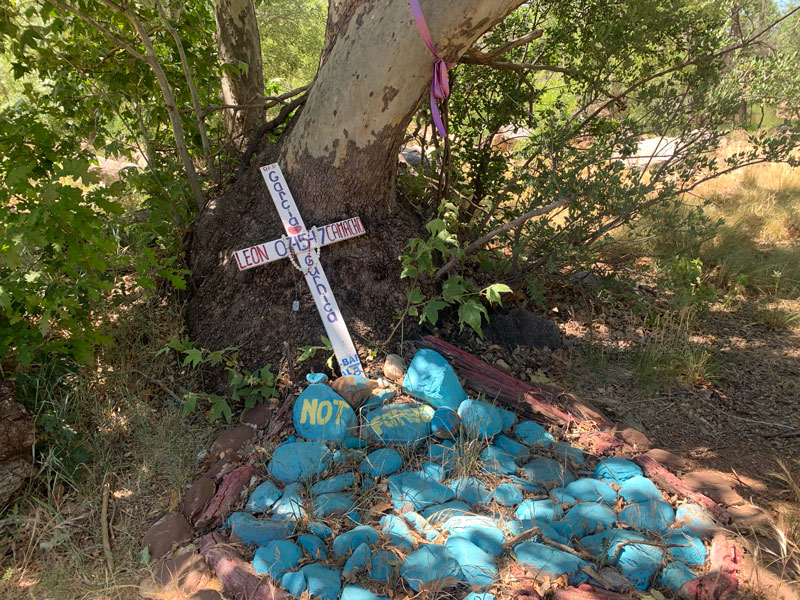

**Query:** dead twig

left=101, top=481, right=114, bottom=573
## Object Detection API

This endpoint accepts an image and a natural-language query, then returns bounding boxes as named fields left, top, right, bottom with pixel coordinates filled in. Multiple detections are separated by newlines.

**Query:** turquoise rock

left=509, top=475, right=547, bottom=494
left=493, top=435, right=529, bottom=461
left=619, top=500, right=675, bottom=533
left=308, top=521, right=333, bottom=539
left=403, top=511, right=439, bottom=541
left=492, top=483, right=523, bottom=507
left=380, top=514, right=416, bottom=549
left=300, top=563, right=341, bottom=600
left=594, top=458, right=643, bottom=484
left=272, top=483, right=305, bottom=521
left=458, top=399, right=504, bottom=438
left=420, top=500, right=470, bottom=523
left=659, top=561, right=697, bottom=591
left=550, top=488, right=577, bottom=505
left=449, top=477, right=492, bottom=505
left=521, top=457, right=575, bottom=488
left=312, top=473, right=355, bottom=495
left=369, top=550, right=397, bottom=583
left=281, top=436, right=298, bottom=445
left=514, top=421, right=555, bottom=447
left=360, top=477, right=375, bottom=490
left=281, top=570, right=307, bottom=597
left=360, top=448, right=403, bottom=478
left=664, top=529, right=707, bottom=566
left=564, top=478, right=617, bottom=505
left=269, top=442, right=331, bottom=483
left=418, top=461, right=447, bottom=482
left=431, top=406, right=460, bottom=439
left=580, top=529, right=664, bottom=590
left=480, top=446, right=517, bottom=475
left=332, top=448, right=363, bottom=465
left=559, top=502, right=617, bottom=537
left=497, top=406, right=517, bottom=431
left=388, top=471, right=454, bottom=511
left=362, top=403, right=434, bottom=445
left=253, top=540, right=302, bottom=578
left=342, top=542, right=372, bottom=578
left=226, top=512, right=294, bottom=547
left=297, top=533, right=327, bottom=560
left=514, top=541, right=590, bottom=585
left=554, top=441, right=585, bottom=466
left=619, top=475, right=664, bottom=503
left=293, top=383, right=356, bottom=442
left=506, top=519, right=569, bottom=546
left=344, top=437, right=369, bottom=449
left=306, top=372, right=329, bottom=384
left=466, top=594, right=495, bottom=600
left=341, top=585, right=390, bottom=600
left=428, top=443, right=456, bottom=463
left=314, top=492, right=354, bottom=518
left=360, top=389, right=397, bottom=415
left=446, top=536, right=498, bottom=589
left=245, top=479, right=282, bottom=514
left=441, top=515, right=506, bottom=557
left=515, top=499, right=564, bottom=523
left=402, top=349, right=467, bottom=410
left=332, top=526, right=379, bottom=557
left=401, top=544, right=462, bottom=591
left=674, top=503, right=717, bottom=538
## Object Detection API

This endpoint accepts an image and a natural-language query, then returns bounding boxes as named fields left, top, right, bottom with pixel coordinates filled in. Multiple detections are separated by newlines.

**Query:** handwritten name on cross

left=232, top=163, right=365, bottom=377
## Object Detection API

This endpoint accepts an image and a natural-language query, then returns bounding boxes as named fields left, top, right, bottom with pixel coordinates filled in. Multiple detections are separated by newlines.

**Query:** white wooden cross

left=232, top=163, right=365, bottom=377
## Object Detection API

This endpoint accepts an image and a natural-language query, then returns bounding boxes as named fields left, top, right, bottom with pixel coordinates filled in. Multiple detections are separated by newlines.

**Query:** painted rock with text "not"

left=293, top=383, right=356, bottom=442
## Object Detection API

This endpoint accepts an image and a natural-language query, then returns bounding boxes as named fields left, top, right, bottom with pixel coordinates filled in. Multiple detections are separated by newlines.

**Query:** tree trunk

left=189, top=0, right=523, bottom=369
left=214, top=0, right=266, bottom=150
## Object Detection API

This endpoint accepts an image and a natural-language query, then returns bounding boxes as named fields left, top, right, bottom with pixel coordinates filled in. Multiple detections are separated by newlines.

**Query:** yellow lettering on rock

left=300, top=398, right=318, bottom=425
left=316, top=400, right=333, bottom=425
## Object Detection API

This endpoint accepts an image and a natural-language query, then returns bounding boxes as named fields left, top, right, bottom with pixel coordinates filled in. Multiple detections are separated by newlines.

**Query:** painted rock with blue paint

left=341, top=585, right=390, bottom=600
left=594, top=457, right=643, bottom=484
left=388, top=471, right=454, bottom=511
left=493, top=435, right=529, bottom=461
left=431, top=406, right=460, bottom=439
left=664, top=529, right=707, bottom=566
left=562, top=502, right=617, bottom=535
left=308, top=521, right=333, bottom=539
left=564, top=478, right=617, bottom=505
left=293, top=384, right=356, bottom=442
left=299, top=564, right=341, bottom=600
left=446, top=536, right=498, bottom=589
left=550, top=488, right=577, bottom=505
left=272, top=483, right=305, bottom=521
left=281, top=570, right=307, bottom=597
left=619, top=499, right=675, bottom=533
left=521, top=457, right=575, bottom=488
left=492, top=482, right=523, bottom=507
left=402, top=349, right=467, bottom=409
left=360, top=388, right=397, bottom=415
left=403, top=511, right=439, bottom=541
left=417, top=462, right=446, bottom=482
left=380, top=514, right=416, bottom=549
left=449, top=477, right=492, bottom=505
left=497, top=406, right=517, bottom=431
left=580, top=529, right=663, bottom=591
left=312, top=472, right=355, bottom=495
left=226, top=512, right=294, bottom=547
left=306, top=372, right=329, bottom=384
left=554, top=441, right=585, bottom=466
left=420, top=500, right=470, bottom=523
left=480, top=446, right=517, bottom=475
left=674, top=503, right=717, bottom=538
left=458, top=399, right=504, bottom=438
left=253, top=540, right=302, bottom=578
left=514, top=421, right=555, bottom=447
left=332, top=525, right=379, bottom=557
left=369, top=550, right=398, bottom=583
left=507, top=519, right=570, bottom=546
left=466, top=594, right=495, bottom=600
left=268, top=442, right=331, bottom=483
left=509, top=474, right=547, bottom=494
left=360, top=448, right=403, bottom=478
left=659, top=561, right=697, bottom=591
left=245, top=479, right=282, bottom=514
left=401, top=544, right=462, bottom=591
left=297, top=533, right=327, bottom=560
left=619, top=475, right=664, bottom=503
left=514, top=541, right=590, bottom=585
left=516, top=499, right=564, bottom=523
left=342, top=542, right=372, bottom=578
left=362, top=403, right=434, bottom=445
left=314, top=492, right=355, bottom=518
left=441, top=515, right=506, bottom=557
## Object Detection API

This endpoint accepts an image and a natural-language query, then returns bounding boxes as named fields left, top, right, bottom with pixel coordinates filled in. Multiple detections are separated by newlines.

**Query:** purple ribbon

left=409, top=0, right=450, bottom=137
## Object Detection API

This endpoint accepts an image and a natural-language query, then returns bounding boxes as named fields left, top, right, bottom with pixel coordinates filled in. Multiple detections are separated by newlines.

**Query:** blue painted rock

left=619, top=499, right=675, bottom=533
left=550, top=488, right=577, bottom=505
left=344, top=437, right=369, bottom=449
left=418, top=461, right=447, bottom=482
left=272, top=483, right=306, bottom=521
left=369, top=550, right=398, bottom=583
left=314, top=492, right=355, bottom=518
left=342, top=542, right=372, bottom=578
left=362, top=403, right=434, bottom=445
left=402, top=349, right=467, bottom=410
left=580, top=529, right=664, bottom=591
left=332, top=526, right=379, bottom=557
left=380, top=514, right=416, bottom=549
left=297, top=533, right=327, bottom=560
left=245, top=480, right=282, bottom=514
left=268, top=442, right=331, bottom=483
left=388, top=471, right=454, bottom=511
left=515, top=499, right=564, bottom=523
left=509, top=475, right=547, bottom=494
left=253, top=540, right=302, bottom=578
left=659, top=561, right=697, bottom=591
left=299, top=563, right=341, bottom=600
left=445, top=536, right=498, bottom=589
left=554, top=441, right=585, bottom=466
left=497, top=406, right=517, bottom=431
left=360, top=388, right=397, bottom=414
left=560, top=502, right=617, bottom=536
left=594, top=457, right=643, bottom=484
left=281, top=570, right=307, bottom=597
left=308, top=521, right=333, bottom=539
left=674, top=503, right=717, bottom=538
left=480, top=446, right=518, bottom=475
left=449, top=477, right=492, bottom=505
left=431, top=406, right=460, bottom=439
left=401, top=544, right=462, bottom=591
left=332, top=448, right=364, bottom=465
left=306, top=372, right=329, bottom=384
left=360, top=448, right=403, bottom=478
left=458, top=399, right=504, bottom=438
left=466, top=594, right=495, bottom=600
left=293, top=384, right=356, bottom=442
left=619, top=475, right=665, bottom=503
left=564, top=478, right=618, bottom=505
left=226, top=512, right=294, bottom=547
left=514, top=541, right=590, bottom=585
left=664, top=530, right=707, bottom=566
left=341, top=585, right=390, bottom=600
left=420, top=500, right=470, bottom=523
left=492, top=483, right=523, bottom=507
left=441, top=515, right=505, bottom=557
left=312, top=473, right=355, bottom=495
left=514, top=421, right=555, bottom=447
left=403, top=511, right=439, bottom=541
left=506, top=519, right=570, bottom=546
left=521, top=457, right=575, bottom=488
left=493, top=435, right=529, bottom=461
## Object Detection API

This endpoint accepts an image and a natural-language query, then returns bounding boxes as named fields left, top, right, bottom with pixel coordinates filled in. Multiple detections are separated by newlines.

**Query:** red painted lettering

left=242, top=248, right=253, bottom=266
left=253, top=245, right=269, bottom=264
left=234, top=251, right=246, bottom=270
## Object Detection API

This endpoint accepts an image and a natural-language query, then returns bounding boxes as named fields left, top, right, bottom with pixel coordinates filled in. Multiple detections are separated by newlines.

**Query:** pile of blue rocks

left=223, top=349, right=717, bottom=600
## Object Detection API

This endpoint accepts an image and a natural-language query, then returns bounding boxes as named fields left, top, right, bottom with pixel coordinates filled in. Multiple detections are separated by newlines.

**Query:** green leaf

left=422, top=299, right=448, bottom=325
left=209, top=396, right=232, bottom=423
left=297, top=345, right=316, bottom=361
left=139, top=546, right=151, bottom=566
left=442, top=276, right=467, bottom=302
left=458, top=299, right=488, bottom=338
left=182, top=394, right=198, bottom=417
left=182, top=348, right=203, bottom=368
left=483, top=283, right=512, bottom=305
left=407, top=286, right=425, bottom=304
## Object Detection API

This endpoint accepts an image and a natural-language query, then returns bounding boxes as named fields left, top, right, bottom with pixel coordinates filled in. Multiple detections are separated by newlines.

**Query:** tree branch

left=482, top=29, right=543, bottom=59
left=460, top=51, right=575, bottom=76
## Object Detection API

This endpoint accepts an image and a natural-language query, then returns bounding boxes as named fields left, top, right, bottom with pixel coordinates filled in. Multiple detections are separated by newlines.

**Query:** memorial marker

left=233, top=163, right=365, bottom=376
